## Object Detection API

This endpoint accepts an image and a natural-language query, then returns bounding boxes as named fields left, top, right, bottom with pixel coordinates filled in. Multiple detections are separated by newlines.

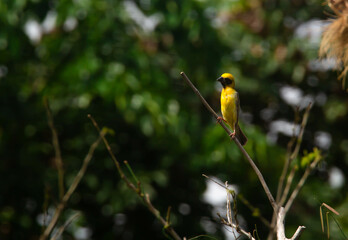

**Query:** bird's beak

left=217, top=76, right=223, bottom=82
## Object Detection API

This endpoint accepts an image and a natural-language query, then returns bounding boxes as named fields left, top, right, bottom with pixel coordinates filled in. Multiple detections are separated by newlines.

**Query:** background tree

left=0, top=0, right=347, bottom=239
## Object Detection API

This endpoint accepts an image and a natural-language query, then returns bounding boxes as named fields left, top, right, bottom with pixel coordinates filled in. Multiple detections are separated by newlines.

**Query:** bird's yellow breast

left=221, top=86, right=238, bottom=130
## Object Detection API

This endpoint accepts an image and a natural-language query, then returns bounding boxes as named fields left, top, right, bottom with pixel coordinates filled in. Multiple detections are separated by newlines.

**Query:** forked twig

left=51, top=212, right=81, bottom=240
left=218, top=213, right=256, bottom=240
left=203, top=174, right=270, bottom=227
left=284, top=157, right=321, bottom=214
left=40, top=132, right=103, bottom=240
left=269, top=104, right=311, bottom=240
left=277, top=103, right=312, bottom=204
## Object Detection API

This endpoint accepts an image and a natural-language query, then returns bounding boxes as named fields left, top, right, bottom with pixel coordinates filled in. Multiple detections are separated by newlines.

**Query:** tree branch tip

left=180, top=71, right=184, bottom=75
left=87, top=114, right=91, bottom=118
left=166, top=206, right=172, bottom=224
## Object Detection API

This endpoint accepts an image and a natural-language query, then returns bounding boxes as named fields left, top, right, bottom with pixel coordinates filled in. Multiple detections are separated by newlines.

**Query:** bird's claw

left=217, top=116, right=227, bottom=124
left=229, top=131, right=236, bottom=139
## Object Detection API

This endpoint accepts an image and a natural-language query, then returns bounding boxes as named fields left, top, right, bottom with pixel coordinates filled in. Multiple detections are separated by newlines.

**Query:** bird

left=217, top=73, right=248, bottom=145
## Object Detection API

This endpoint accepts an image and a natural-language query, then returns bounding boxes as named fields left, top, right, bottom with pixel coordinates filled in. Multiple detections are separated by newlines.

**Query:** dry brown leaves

left=319, top=0, right=348, bottom=88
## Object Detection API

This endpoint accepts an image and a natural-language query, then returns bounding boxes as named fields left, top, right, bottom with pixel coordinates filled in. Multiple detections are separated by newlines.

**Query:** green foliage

left=300, top=147, right=321, bottom=168
left=1, top=0, right=348, bottom=239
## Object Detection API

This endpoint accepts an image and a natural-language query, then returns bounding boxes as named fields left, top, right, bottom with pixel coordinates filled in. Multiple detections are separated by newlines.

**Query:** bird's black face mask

left=217, top=76, right=225, bottom=87
left=217, top=77, right=232, bottom=88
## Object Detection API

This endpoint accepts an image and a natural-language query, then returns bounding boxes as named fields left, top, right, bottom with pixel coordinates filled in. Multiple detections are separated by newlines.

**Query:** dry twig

left=269, top=104, right=311, bottom=240
left=44, top=98, right=65, bottom=199
left=88, top=115, right=182, bottom=240
left=51, top=212, right=81, bottom=240
left=40, top=133, right=103, bottom=240
left=284, top=157, right=321, bottom=214
left=276, top=103, right=312, bottom=204
left=203, top=174, right=270, bottom=227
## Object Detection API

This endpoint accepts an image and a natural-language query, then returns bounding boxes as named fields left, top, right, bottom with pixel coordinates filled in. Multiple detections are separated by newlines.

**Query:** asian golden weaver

left=217, top=73, right=248, bottom=145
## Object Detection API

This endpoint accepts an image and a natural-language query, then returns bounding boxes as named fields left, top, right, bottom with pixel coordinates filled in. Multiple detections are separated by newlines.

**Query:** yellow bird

left=217, top=73, right=247, bottom=145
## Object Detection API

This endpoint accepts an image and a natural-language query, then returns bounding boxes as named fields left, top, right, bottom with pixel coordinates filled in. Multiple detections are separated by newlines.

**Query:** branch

left=276, top=103, right=312, bottom=204
left=279, top=165, right=297, bottom=207
left=180, top=72, right=277, bottom=211
left=290, top=103, right=312, bottom=161
left=277, top=207, right=306, bottom=240
left=44, top=98, right=65, bottom=200
left=51, top=212, right=81, bottom=240
left=203, top=174, right=270, bottom=227
left=218, top=213, right=256, bottom=240
left=39, top=133, right=103, bottom=240
left=88, top=115, right=182, bottom=240
left=269, top=104, right=311, bottom=240
left=284, top=157, right=321, bottom=215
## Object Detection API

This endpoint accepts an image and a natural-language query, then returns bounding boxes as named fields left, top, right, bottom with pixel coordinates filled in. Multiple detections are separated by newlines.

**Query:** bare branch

left=275, top=106, right=299, bottom=204
left=88, top=115, right=139, bottom=192
left=279, top=165, right=297, bottom=207
left=284, top=158, right=321, bottom=215
left=277, top=207, right=306, bottom=240
left=88, top=115, right=182, bottom=240
left=51, top=212, right=80, bottom=240
left=289, top=103, right=312, bottom=161
left=202, top=174, right=228, bottom=190
left=219, top=214, right=256, bottom=240
left=291, top=226, right=306, bottom=240
left=276, top=103, right=312, bottom=204
left=44, top=98, right=65, bottom=199
left=203, top=174, right=270, bottom=227
left=39, top=133, right=103, bottom=240
left=181, top=72, right=277, bottom=211
left=269, top=104, right=311, bottom=240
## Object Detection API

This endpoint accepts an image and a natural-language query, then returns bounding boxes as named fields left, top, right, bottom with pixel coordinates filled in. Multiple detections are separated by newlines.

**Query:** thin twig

left=218, top=214, right=256, bottom=240
left=277, top=103, right=311, bottom=204
left=238, top=194, right=271, bottom=228
left=202, top=174, right=228, bottom=190
left=44, top=98, right=65, bottom=200
left=269, top=104, right=311, bottom=240
left=88, top=115, right=139, bottom=192
left=181, top=72, right=277, bottom=211
left=279, top=165, right=297, bottom=207
left=203, top=174, right=270, bottom=227
left=284, top=157, right=321, bottom=214
left=166, top=206, right=172, bottom=227
left=88, top=115, right=182, bottom=240
left=39, top=134, right=103, bottom=240
left=275, top=106, right=299, bottom=204
left=51, top=212, right=81, bottom=240
left=289, top=103, right=312, bottom=161
left=322, top=203, right=340, bottom=216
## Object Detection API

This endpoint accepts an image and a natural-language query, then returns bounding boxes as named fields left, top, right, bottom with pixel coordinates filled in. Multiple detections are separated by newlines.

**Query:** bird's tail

left=236, top=124, right=248, bottom=146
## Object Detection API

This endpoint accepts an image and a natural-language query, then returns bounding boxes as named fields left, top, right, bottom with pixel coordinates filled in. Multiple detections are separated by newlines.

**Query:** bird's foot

left=217, top=116, right=227, bottom=124
left=229, top=131, right=236, bottom=139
